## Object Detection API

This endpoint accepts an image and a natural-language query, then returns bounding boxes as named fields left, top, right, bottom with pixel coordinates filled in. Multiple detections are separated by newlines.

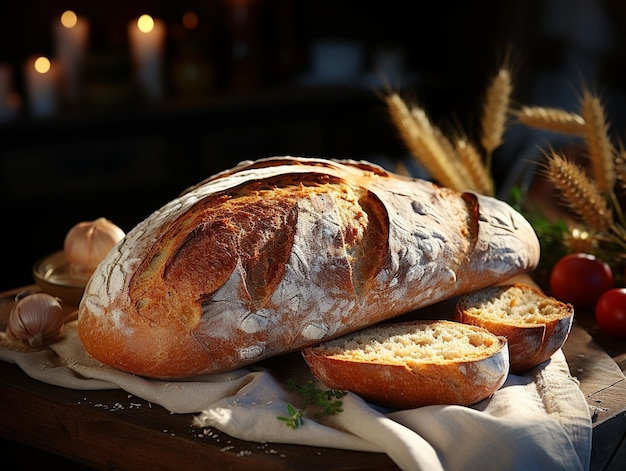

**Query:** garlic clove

left=64, top=217, right=125, bottom=272
left=6, top=292, right=66, bottom=348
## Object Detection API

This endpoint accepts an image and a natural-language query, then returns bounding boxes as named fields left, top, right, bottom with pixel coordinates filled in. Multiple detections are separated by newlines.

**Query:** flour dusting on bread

left=78, top=157, right=539, bottom=378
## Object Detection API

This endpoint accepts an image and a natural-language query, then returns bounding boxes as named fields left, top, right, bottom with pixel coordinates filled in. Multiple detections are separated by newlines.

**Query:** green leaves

left=277, top=379, right=347, bottom=429
left=277, top=403, right=304, bottom=429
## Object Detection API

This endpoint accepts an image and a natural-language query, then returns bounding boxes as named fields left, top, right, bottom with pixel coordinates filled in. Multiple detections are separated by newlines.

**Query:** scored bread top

left=78, top=156, right=540, bottom=378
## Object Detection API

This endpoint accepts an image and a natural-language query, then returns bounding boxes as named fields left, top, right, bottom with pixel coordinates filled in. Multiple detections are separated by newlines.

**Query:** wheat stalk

left=480, top=68, right=512, bottom=157
left=410, top=106, right=433, bottom=132
left=615, top=142, right=626, bottom=192
left=542, top=150, right=613, bottom=232
left=386, top=93, right=466, bottom=191
left=423, top=116, right=474, bottom=190
left=515, top=106, right=586, bottom=135
left=580, top=89, right=616, bottom=193
left=455, top=137, right=494, bottom=195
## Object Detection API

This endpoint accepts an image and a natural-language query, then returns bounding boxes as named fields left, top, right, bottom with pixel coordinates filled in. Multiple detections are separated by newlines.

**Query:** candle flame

left=34, top=57, right=51, bottom=74
left=137, top=14, right=155, bottom=33
left=61, top=10, right=78, bottom=29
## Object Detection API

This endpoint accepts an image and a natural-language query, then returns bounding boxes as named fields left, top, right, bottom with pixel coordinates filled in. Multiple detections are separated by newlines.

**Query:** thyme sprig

left=277, top=378, right=347, bottom=429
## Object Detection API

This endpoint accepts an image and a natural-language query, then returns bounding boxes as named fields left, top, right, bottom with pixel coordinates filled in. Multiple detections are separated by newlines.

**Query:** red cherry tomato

left=595, top=288, right=626, bottom=337
left=549, top=253, right=613, bottom=308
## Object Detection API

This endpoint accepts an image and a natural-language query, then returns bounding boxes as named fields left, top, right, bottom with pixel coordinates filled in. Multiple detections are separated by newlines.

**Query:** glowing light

left=182, top=11, right=198, bottom=30
left=137, top=14, right=155, bottom=33
left=34, top=57, right=51, bottom=74
left=128, top=15, right=166, bottom=100
left=24, top=55, right=57, bottom=116
left=60, top=10, right=78, bottom=28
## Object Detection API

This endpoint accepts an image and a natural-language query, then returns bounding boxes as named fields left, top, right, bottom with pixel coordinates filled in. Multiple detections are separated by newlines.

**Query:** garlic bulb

left=64, top=217, right=125, bottom=271
left=6, top=292, right=66, bottom=348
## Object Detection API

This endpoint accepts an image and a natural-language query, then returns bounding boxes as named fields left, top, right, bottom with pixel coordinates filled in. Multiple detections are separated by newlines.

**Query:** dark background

left=2, top=0, right=626, bottom=292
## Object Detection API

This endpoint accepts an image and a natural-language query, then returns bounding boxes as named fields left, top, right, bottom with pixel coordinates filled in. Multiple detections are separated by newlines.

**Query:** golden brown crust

left=78, top=157, right=540, bottom=378
left=454, top=283, right=574, bottom=374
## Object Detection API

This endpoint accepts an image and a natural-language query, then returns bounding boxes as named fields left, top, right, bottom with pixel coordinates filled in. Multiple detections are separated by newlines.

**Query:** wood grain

left=0, top=360, right=397, bottom=471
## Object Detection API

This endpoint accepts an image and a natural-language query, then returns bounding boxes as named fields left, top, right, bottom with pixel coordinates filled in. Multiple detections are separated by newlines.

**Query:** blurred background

left=2, top=0, right=626, bottom=291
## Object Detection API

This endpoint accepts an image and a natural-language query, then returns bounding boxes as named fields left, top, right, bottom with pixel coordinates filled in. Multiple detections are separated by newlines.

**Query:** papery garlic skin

left=64, top=217, right=125, bottom=272
left=6, top=292, right=66, bottom=348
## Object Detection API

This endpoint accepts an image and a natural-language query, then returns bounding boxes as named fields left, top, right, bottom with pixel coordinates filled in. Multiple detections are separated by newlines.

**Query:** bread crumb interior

left=317, top=322, right=500, bottom=365
left=465, top=286, right=568, bottom=324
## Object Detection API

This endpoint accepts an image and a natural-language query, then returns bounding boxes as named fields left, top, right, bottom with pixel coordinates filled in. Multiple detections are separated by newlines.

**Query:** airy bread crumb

left=314, top=321, right=501, bottom=365
left=459, top=284, right=569, bottom=324
left=303, top=319, right=509, bottom=408
left=455, top=283, right=574, bottom=374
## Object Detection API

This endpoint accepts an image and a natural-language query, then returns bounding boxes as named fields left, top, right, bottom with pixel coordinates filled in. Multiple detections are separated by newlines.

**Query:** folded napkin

left=0, top=322, right=591, bottom=471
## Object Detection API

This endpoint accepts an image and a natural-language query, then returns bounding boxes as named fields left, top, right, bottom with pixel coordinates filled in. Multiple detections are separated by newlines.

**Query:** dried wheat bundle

left=542, top=150, right=613, bottom=233
left=385, top=67, right=514, bottom=196
left=580, top=89, right=616, bottom=193
left=387, top=92, right=490, bottom=194
left=385, top=65, right=626, bottom=277
left=514, top=106, right=586, bottom=136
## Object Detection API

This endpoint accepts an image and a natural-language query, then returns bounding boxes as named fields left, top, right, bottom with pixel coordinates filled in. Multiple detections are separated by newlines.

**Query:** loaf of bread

left=78, top=156, right=540, bottom=378
left=302, top=320, right=509, bottom=409
left=455, top=283, right=574, bottom=373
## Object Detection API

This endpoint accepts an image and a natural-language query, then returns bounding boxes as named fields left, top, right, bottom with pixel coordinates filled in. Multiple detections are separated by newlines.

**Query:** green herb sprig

left=277, top=378, right=347, bottom=429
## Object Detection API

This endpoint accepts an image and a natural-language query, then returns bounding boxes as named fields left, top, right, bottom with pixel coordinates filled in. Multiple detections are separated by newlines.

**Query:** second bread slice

left=302, top=320, right=508, bottom=410
left=455, top=283, right=574, bottom=374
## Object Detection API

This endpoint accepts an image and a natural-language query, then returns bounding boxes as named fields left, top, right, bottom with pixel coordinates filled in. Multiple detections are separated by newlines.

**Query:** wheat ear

left=413, top=109, right=474, bottom=190
left=580, top=89, right=615, bottom=193
left=515, top=106, right=586, bottom=135
left=455, top=138, right=494, bottom=195
left=480, top=68, right=512, bottom=158
left=543, top=151, right=613, bottom=232
left=386, top=93, right=466, bottom=191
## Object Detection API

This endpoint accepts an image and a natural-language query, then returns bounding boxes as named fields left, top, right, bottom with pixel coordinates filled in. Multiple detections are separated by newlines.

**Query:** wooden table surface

left=1, top=285, right=625, bottom=471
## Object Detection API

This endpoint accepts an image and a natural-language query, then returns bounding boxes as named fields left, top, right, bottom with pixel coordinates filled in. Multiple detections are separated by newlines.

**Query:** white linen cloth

left=0, top=321, right=591, bottom=471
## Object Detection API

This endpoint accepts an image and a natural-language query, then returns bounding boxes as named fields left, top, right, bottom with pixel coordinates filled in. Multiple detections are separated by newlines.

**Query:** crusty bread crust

left=455, top=283, right=574, bottom=374
left=78, top=157, right=540, bottom=378
left=302, top=320, right=509, bottom=409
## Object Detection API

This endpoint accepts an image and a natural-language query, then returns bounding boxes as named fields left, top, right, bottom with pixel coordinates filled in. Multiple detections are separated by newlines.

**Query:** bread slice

left=455, top=283, right=574, bottom=374
left=302, top=320, right=509, bottom=409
